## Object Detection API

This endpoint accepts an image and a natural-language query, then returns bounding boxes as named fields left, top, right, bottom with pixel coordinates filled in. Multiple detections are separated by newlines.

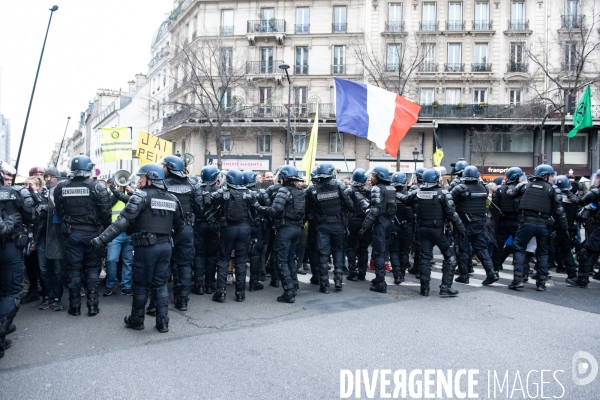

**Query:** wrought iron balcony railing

left=419, top=21, right=439, bottom=31
left=386, top=64, right=402, bottom=73
left=446, top=20, right=466, bottom=31
left=508, top=19, right=529, bottom=30
left=294, top=64, right=308, bottom=75
left=472, top=63, right=492, bottom=72
left=295, top=24, right=310, bottom=34
left=331, top=65, right=346, bottom=74
left=419, top=62, right=438, bottom=72
left=332, top=23, right=347, bottom=33
left=472, top=20, right=493, bottom=30
left=561, top=63, right=578, bottom=72
left=384, top=21, right=405, bottom=32
left=507, top=62, right=528, bottom=73
left=246, top=60, right=284, bottom=74
left=220, top=26, right=234, bottom=35
left=247, top=19, right=286, bottom=33
left=445, top=63, right=465, bottom=72
left=561, top=15, right=584, bottom=29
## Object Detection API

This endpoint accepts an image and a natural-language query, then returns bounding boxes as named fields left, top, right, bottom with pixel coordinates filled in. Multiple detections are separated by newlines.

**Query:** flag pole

left=338, top=131, right=350, bottom=173
left=54, top=116, right=71, bottom=167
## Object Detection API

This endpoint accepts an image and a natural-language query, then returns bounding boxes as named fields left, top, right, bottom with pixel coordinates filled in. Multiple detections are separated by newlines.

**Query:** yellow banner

left=299, top=103, right=319, bottom=174
left=136, top=131, right=173, bottom=166
left=101, top=127, right=132, bottom=162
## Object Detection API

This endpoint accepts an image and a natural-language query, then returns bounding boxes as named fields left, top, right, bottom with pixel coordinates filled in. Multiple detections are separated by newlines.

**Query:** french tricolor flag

left=334, top=77, right=421, bottom=157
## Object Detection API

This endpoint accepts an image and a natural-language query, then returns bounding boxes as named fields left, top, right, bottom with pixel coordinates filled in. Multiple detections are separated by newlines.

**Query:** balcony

left=246, top=60, right=284, bottom=77
left=331, top=65, right=346, bottom=74
left=246, top=19, right=286, bottom=45
left=332, top=23, right=347, bottom=33
left=419, top=21, right=439, bottom=32
left=417, top=103, right=547, bottom=119
left=220, top=26, right=234, bottom=35
left=386, top=64, right=402, bottom=73
left=507, top=62, right=528, bottom=73
left=505, top=19, right=532, bottom=36
left=561, top=15, right=584, bottom=29
left=445, top=20, right=466, bottom=31
left=472, top=63, right=492, bottom=72
left=444, top=63, right=464, bottom=72
left=294, top=64, right=309, bottom=75
left=295, top=24, right=310, bottom=34
left=383, top=21, right=406, bottom=35
left=419, top=63, right=438, bottom=72
left=561, top=63, right=578, bottom=72
left=472, top=20, right=493, bottom=30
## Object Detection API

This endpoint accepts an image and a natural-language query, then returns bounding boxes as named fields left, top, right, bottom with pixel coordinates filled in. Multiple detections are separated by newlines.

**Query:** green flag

left=568, top=85, right=593, bottom=138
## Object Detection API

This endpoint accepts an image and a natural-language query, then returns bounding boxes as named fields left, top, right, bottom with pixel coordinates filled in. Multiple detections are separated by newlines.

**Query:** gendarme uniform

left=93, top=164, right=184, bottom=333
left=345, top=169, right=371, bottom=282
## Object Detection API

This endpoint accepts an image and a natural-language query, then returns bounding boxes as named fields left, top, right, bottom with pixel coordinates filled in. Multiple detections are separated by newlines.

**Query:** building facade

left=0, top=114, right=10, bottom=164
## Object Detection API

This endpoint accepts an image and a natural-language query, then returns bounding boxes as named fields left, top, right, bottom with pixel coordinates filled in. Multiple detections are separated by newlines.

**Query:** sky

left=0, top=0, right=173, bottom=175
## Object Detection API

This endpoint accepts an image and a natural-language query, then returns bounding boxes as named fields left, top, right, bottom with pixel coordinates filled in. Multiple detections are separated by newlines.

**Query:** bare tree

left=350, top=33, right=431, bottom=170
left=521, top=0, right=600, bottom=173
left=470, top=126, right=496, bottom=168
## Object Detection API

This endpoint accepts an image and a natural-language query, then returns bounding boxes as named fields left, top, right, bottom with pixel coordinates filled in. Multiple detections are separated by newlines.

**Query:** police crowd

left=1, top=154, right=599, bottom=358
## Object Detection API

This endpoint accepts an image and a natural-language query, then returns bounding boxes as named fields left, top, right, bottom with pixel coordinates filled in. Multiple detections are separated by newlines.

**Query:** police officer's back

left=244, top=170, right=269, bottom=292
left=92, top=164, right=184, bottom=333
left=389, top=172, right=414, bottom=284
left=53, top=156, right=111, bottom=317
left=345, top=168, right=371, bottom=282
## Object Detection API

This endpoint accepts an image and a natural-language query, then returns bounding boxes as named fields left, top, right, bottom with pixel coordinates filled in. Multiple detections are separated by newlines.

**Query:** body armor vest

left=313, top=180, right=343, bottom=221
left=130, top=188, right=176, bottom=235
left=59, top=178, right=99, bottom=226
left=0, top=186, right=21, bottom=219
left=562, top=196, right=578, bottom=223
left=197, top=184, right=218, bottom=222
left=518, top=181, right=553, bottom=217
left=456, top=183, right=487, bottom=218
left=498, top=184, right=519, bottom=215
left=395, top=190, right=409, bottom=221
left=281, top=186, right=305, bottom=225
left=165, top=176, right=193, bottom=216
left=351, top=187, right=368, bottom=220
left=223, top=188, right=251, bottom=224
left=378, top=184, right=397, bottom=218
left=416, top=189, right=445, bottom=227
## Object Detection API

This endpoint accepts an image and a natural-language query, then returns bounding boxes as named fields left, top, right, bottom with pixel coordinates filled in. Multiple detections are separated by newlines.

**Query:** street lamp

left=14, top=5, right=59, bottom=183
left=279, top=62, right=291, bottom=164
left=412, top=147, right=419, bottom=178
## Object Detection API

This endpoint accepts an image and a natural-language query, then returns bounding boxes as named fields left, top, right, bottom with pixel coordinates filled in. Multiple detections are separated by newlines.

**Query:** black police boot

left=508, top=271, right=525, bottom=290
left=357, top=271, right=366, bottom=281
left=523, top=265, right=531, bottom=282
left=235, top=290, right=245, bottom=302
left=212, top=288, right=226, bottom=302
left=407, top=264, right=419, bottom=275
left=249, top=279, right=264, bottom=292
left=21, top=289, right=40, bottom=305
left=347, top=262, right=358, bottom=281
left=536, top=275, right=547, bottom=292
left=334, top=270, right=343, bottom=290
left=68, top=290, right=81, bottom=316
left=156, top=317, right=169, bottom=333
left=454, top=275, right=469, bottom=284
left=482, top=272, right=499, bottom=286
left=146, top=297, right=156, bottom=315
left=175, top=297, right=188, bottom=311
left=87, top=289, right=99, bottom=316
left=7, top=325, right=16, bottom=335
left=593, top=271, right=600, bottom=281
left=205, top=282, right=216, bottom=294
left=124, top=308, right=145, bottom=331
left=439, top=285, right=459, bottom=296
left=310, top=275, right=320, bottom=285
left=370, top=279, right=387, bottom=293
left=270, top=276, right=280, bottom=288
left=191, top=279, right=204, bottom=295
left=566, top=276, right=589, bottom=288
left=277, top=289, right=295, bottom=303
left=319, top=276, right=330, bottom=294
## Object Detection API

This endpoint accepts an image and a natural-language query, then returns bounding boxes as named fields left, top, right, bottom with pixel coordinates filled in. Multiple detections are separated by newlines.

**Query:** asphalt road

left=1, top=256, right=599, bottom=399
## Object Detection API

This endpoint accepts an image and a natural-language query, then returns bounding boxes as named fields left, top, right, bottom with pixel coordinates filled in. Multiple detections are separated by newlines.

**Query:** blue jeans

left=37, top=235, right=64, bottom=300
left=105, top=232, right=133, bottom=290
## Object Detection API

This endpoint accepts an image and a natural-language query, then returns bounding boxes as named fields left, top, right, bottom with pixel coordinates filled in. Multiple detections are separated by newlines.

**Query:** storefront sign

left=477, top=166, right=591, bottom=177
left=369, top=161, right=424, bottom=173
left=205, top=157, right=271, bottom=170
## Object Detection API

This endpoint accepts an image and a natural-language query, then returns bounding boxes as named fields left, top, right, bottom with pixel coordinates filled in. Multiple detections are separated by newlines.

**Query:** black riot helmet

left=314, top=163, right=335, bottom=180
left=161, top=155, right=186, bottom=178
left=350, top=168, right=368, bottom=187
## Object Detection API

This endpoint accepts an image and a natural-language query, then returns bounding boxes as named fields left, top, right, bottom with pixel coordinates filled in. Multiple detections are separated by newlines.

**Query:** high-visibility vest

left=112, top=200, right=125, bottom=222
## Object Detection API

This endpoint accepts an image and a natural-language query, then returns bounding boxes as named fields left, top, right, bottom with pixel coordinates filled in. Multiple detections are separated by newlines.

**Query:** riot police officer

left=92, top=164, right=184, bottom=333
left=208, top=169, right=257, bottom=302
left=254, top=166, right=305, bottom=303
left=54, top=156, right=111, bottom=316
left=161, top=155, right=204, bottom=311
left=566, top=169, right=600, bottom=288
left=0, top=167, right=36, bottom=358
left=192, top=165, right=220, bottom=295
left=406, top=169, right=465, bottom=296
left=551, top=175, right=578, bottom=280
left=449, top=159, right=469, bottom=189
left=409, top=167, right=426, bottom=191
left=305, top=168, right=322, bottom=285
left=244, top=170, right=268, bottom=292
left=345, top=169, right=371, bottom=282
left=491, top=167, right=523, bottom=272
left=264, top=166, right=284, bottom=287
left=389, top=172, right=413, bottom=284
left=450, top=166, right=499, bottom=285
left=507, top=164, right=568, bottom=291
left=306, top=163, right=354, bottom=293
left=408, top=167, right=426, bottom=277
left=359, top=166, right=396, bottom=293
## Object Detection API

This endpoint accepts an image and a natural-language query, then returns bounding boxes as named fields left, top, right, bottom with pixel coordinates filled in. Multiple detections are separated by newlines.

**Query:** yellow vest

left=112, top=200, right=125, bottom=222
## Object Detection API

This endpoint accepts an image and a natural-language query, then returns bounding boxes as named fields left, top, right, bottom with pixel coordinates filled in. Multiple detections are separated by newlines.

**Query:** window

left=473, top=89, right=487, bottom=103
left=446, top=43, right=462, bottom=71
left=261, top=8, right=275, bottom=32
left=295, top=47, right=308, bottom=74
left=564, top=42, right=578, bottom=71
left=473, top=44, right=489, bottom=71
left=420, top=43, right=437, bottom=71
left=219, top=88, right=232, bottom=109
left=388, top=3, right=403, bottom=31
left=509, top=43, right=526, bottom=72
left=490, top=132, right=533, bottom=152
left=387, top=44, right=401, bottom=72
left=296, top=7, right=310, bottom=33
left=221, top=10, right=234, bottom=35
left=422, top=3, right=437, bottom=30
left=446, top=89, right=461, bottom=104
left=220, top=132, right=231, bottom=152
left=509, top=90, right=522, bottom=105
left=420, top=88, right=434, bottom=105
left=260, top=47, right=274, bottom=73
left=447, top=2, right=463, bottom=30
left=333, top=6, right=347, bottom=32
left=474, top=2, right=490, bottom=30
left=259, top=87, right=272, bottom=115
left=333, top=46, right=345, bottom=74
left=552, top=133, right=586, bottom=152
left=329, top=132, right=343, bottom=153
left=294, top=132, right=307, bottom=153
left=221, top=48, right=233, bottom=75
left=510, top=1, right=526, bottom=29
left=192, top=15, right=198, bottom=39
left=564, top=0, right=581, bottom=28
left=257, top=133, right=271, bottom=153
left=294, top=86, right=307, bottom=104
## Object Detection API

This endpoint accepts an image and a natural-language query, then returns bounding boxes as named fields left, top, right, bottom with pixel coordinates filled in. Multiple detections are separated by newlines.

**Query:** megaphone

left=183, top=153, right=195, bottom=167
left=113, top=169, right=131, bottom=187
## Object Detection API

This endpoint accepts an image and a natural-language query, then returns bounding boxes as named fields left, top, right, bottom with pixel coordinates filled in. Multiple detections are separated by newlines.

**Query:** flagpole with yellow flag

left=299, top=102, right=319, bottom=174
left=432, top=129, right=444, bottom=167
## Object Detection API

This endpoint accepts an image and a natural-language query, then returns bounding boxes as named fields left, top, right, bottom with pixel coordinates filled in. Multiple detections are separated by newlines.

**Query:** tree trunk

left=215, top=135, right=222, bottom=170
left=396, top=141, right=401, bottom=172
left=559, top=112, right=566, bottom=174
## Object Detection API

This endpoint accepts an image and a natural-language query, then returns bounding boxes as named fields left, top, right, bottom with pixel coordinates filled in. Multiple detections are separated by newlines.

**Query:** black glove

left=457, top=226, right=466, bottom=239
left=91, top=237, right=105, bottom=249
left=358, top=228, right=366, bottom=238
